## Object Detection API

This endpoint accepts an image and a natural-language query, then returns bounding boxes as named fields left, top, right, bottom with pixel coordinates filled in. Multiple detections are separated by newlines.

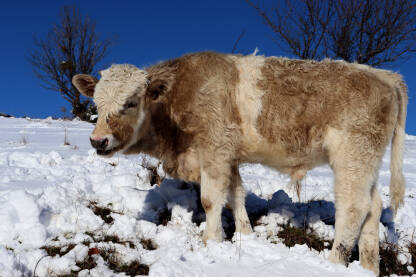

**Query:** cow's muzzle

left=90, top=137, right=113, bottom=155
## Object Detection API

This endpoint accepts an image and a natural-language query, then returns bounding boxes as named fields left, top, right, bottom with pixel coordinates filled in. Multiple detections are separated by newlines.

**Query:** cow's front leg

left=200, top=161, right=231, bottom=243
left=228, top=165, right=252, bottom=234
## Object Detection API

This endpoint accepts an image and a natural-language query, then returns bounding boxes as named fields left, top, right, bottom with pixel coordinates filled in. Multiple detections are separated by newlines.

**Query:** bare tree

left=246, top=0, right=416, bottom=66
left=27, top=6, right=113, bottom=120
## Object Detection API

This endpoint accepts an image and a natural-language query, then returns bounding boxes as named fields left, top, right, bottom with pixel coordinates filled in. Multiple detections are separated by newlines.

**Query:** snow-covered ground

left=0, top=117, right=415, bottom=277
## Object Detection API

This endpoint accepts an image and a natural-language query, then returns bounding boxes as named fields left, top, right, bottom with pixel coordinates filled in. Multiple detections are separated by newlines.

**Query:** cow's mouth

left=97, top=148, right=114, bottom=156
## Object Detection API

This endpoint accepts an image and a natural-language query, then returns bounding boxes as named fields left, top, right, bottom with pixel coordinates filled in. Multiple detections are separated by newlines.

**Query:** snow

left=0, top=116, right=415, bottom=276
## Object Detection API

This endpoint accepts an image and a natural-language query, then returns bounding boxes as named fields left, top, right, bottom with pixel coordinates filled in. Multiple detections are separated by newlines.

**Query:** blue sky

left=0, top=0, right=415, bottom=133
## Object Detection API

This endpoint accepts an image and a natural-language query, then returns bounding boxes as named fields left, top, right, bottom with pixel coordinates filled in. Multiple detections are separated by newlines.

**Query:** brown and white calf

left=73, top=52, right=407, bottom=274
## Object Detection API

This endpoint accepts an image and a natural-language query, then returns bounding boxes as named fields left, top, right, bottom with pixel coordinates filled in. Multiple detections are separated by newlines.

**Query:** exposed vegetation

left=99, top=247, right=149, bottom=276
left=276, top=223, right=332, bottom=252
left=88, top=201, right=117, bottom=224
left=379, top=240, right=412, bottom=276
left=37, top=233, right=156, bottom=276
left=262, top=219, right=416, bottom=276
left=40, top=243, right=76, bottom=257
left=157, top=208, right=172, bottom=226
left=140, top=238, right=158, bottom=251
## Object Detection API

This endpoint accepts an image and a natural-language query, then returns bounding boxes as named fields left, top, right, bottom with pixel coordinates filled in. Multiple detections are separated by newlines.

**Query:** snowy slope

left=0, top=117, right=415, bottom=277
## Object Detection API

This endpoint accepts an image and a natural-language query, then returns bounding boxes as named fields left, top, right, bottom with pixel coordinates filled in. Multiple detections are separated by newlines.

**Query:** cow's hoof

left=236, top=221, right=253, bottom=234
left=360, top=253, right=380, bottom=276
left=360, top=262, right=379, bottom=276
left=328, top=249, right=348, bottom=266
left=202, top=230, right=223, bottom=245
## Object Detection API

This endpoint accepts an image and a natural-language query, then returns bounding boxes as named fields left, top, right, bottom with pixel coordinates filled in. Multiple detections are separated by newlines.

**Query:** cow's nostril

left=90, top=137, right=109, bottom=150
left=100, top=138, right=108, bottom=149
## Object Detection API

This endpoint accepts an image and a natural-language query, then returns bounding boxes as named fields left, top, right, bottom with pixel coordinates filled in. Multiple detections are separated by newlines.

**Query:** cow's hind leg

left=329, top=163, right=376, bottom=267
left=328, top=135, right=383, bottom=274
left=228, top=165, right=252, bottom=234
left=358, top=185, right=382, bottom=275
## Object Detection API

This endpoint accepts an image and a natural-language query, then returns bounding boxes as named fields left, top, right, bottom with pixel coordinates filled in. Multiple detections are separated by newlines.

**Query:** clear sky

left=1, top=0, right=415, bottom=133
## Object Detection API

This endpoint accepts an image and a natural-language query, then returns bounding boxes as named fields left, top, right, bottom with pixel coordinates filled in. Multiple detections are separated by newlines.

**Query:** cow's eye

left=125, top=102, right=137, bottom=109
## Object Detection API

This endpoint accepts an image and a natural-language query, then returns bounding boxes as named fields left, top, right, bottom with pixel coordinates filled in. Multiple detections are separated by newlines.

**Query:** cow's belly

left=240, top=134, right=328, bottom=176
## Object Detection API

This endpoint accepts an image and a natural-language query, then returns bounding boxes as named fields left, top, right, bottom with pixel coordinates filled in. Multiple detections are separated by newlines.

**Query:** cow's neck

left=129, top=105, right=192, bottom=178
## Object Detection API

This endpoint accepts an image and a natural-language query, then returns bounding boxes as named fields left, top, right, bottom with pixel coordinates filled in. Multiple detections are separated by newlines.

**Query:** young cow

left=73, top=52, right=407, bottom=274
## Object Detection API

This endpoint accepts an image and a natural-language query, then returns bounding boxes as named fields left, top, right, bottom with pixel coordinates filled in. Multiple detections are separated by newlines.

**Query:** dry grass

left=40, top=243, right=76, bottom=257
left=140, top=238, right=157, bottom=251
left=109, top=162, right=117, bottom=167
left=88, top=201, right=120, bottom=224
left=35, top=219, right=416, bottom=277
left=157, top=208, right=172, bottom=226
left=63, top=128, right=70, bottom=146
left=75, top=255, right=97, bottom=271
left=266, top=220, right=416, bottom=276
left=36, top=244, right=95, bottom=277
left=276, top=223, right=332, bottom=252
left=102, top=235, right=135, bottom=249
left=37, top=233, right=157, bottom=276
left=82, top=232, right=137, bottom=249
left=378, top=240, right=412, bottom=276
left=20, top=133, right=28, bottom=145
left=60, top=256, right=97, bottom=276
left=409, top=241, right=416, bottom=270
left=99, top=247, right=149, bottom=276
left=139, top=159, right=164, bottom=186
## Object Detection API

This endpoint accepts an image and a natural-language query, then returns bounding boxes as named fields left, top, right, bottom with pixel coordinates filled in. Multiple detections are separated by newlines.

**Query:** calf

left=73, top=52, right=407, bottom=274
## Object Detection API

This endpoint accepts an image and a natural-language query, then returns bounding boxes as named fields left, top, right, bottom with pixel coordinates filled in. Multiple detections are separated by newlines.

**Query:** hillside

left=0, top=117, right=415, bottom=276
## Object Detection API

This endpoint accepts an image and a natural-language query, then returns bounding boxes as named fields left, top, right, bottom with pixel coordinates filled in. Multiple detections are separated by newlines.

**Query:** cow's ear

left=147, top=79, right=168, bottom=101
left=72, top=74, right=98, bottom=98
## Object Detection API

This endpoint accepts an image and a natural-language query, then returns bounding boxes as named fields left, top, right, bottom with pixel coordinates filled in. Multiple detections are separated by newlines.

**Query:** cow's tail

left=389, top=78, right=408, bottom=216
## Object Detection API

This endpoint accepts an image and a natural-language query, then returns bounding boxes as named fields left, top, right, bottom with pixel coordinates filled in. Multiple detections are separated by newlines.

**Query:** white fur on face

left=94, top=64, right=148, bottom=118
left=91, top=64, right=149, bottom=153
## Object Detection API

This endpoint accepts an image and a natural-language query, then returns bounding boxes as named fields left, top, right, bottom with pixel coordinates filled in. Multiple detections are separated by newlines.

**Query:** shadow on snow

left=140, top=178, right=398, bottom=241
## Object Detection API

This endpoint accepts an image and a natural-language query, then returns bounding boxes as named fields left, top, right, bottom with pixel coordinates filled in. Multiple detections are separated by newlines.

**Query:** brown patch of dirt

left=99, top=247, right=149, bottom=276
left=276, top=224, right=332, bottom=252
left=88, top=201, right=115, bottom=224
left=40, top=243, right=76, bottom=257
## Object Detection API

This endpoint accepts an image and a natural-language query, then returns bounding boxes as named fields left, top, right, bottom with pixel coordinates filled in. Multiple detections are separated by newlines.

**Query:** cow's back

left=233, top=55, right=398, bottom=174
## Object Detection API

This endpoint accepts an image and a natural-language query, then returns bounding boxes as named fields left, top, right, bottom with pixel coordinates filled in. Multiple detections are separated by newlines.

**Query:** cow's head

left=72, top=64, right=168, bottom=157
